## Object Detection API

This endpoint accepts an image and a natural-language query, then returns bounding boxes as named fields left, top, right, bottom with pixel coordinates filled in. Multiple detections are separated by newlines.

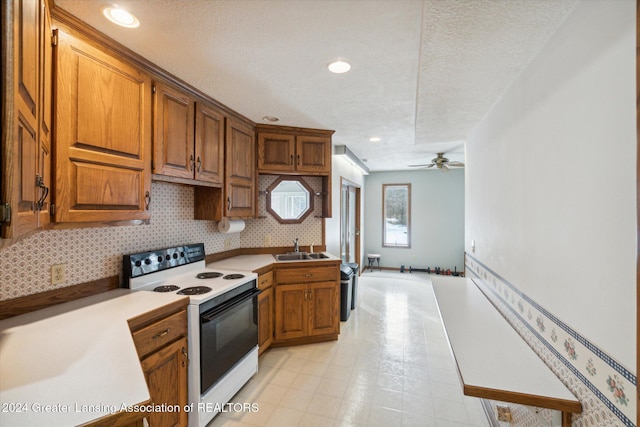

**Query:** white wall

left=364, top=169, right=465, bottom=271
left=465, top=0, right=635, bottom=401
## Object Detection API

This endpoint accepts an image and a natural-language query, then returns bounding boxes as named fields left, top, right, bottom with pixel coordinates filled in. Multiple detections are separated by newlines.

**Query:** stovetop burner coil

left=223, top=274, right=245, bottom=280
left=153, top=285, right=180, bottom=292
left=177, top=286, right=213, bottom=295
left=196, top=272, right=224, bottom=279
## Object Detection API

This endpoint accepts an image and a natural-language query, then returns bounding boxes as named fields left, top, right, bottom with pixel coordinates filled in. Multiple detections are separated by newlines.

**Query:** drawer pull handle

left=303, top=273, right=313, bottom=277
left=308, top=290, right=312, bottom=300
left=152, top=329, right=170, bottom=340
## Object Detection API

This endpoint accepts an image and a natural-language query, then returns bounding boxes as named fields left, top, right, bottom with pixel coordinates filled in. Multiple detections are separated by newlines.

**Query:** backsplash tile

left=0, top=178, right=323, bottom=301
left=465, top=254, right=636, bottom=427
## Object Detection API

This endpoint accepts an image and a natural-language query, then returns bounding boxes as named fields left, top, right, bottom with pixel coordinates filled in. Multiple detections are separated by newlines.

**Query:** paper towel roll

left=218, top=218, right=245, bottom=233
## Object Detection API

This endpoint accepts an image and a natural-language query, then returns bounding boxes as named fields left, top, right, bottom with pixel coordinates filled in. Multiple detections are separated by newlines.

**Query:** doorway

left=340, top=178, right=361, bottom=266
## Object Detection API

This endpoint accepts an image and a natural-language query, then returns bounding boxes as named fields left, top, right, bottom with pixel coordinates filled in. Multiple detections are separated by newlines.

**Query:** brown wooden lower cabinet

left=257, top=270, right=274, bottom=355
left=140, top=337, right=188, bottom=427
left=258, top=287, right=274, bottom=355
left=130, top=306, right=189, bottom=427
left=274, top=280, right=339, bottom=344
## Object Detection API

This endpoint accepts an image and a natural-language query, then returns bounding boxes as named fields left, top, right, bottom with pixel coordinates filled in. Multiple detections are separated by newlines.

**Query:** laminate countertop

left=431, top=276, right=581, bottom=416
left=0, top=289, right=187, bottom=426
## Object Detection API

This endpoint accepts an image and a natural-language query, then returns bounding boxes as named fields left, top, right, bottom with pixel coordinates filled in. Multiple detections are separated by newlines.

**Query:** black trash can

left=346, top=262, right=359, bottom=310
left=340, top=264, right=354, bottom=321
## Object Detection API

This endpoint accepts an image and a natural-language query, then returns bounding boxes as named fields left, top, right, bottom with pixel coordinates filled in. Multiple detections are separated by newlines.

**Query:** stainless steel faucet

left=293, top=238, right=299, bottom=253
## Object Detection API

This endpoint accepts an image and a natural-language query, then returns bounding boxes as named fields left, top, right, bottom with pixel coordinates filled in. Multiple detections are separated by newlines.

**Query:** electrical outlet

left=264, top=234, right=272, bottom=246
left=51, top=264, right=66, bottom=285
left=496, top=405, right=512, bottom=422
left=224, top=238, right=231, bottom=249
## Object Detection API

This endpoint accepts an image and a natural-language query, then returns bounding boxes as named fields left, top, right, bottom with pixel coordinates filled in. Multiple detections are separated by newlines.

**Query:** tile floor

left=208, top=271, right=490, bottom=427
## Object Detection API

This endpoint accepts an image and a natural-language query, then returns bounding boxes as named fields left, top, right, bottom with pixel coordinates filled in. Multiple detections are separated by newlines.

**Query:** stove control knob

left=173, top=253, right=178, bottom=259
left=144, top=258, right=151, bottom=265
left=135, top=260, right=142, bottom=267
left=157, top=256, right=163, bottom=262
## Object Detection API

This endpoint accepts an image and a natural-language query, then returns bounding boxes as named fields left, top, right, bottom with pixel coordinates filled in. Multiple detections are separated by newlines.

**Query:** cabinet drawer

left=132, top=310, right=187, bottom=358
left=276, top=266, right=337, bottom=284
left=258, top=271, right=274, bottom=290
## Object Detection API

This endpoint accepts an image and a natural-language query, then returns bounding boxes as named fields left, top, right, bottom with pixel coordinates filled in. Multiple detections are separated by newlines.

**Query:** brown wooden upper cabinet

left=256, top=125, right=334, bottom=175
left=152, top=81, right=224, bottom=187
left=193, top=116, right=256, bottom=221
left=53, top=29, right=152, bottom=223
left=1, top=0, right=53, bottom=244
left=225, top=118, right=256, bottom=218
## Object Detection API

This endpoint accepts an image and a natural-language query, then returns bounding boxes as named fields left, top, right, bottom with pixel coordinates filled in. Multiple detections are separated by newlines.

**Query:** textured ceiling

left=54, top=0, right=578, bottom=171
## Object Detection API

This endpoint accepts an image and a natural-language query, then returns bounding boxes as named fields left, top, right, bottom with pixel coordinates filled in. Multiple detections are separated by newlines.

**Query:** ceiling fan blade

left=447, top=161, right=465, bottom=167
left=408, top=164, right=435, bottom=168
left=441, top=164, right=449, bottom=172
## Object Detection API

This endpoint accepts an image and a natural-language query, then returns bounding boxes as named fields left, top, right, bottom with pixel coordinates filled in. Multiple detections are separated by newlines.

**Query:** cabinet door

left=4, top=0, right=40, bottom=239
left=308, top=281, right=339, bottom=336
left=54, top=30, right=152, bottom=223
left=296, top=135, right=332, bottom=173
left=140, top=337, right=188, bottom=427
left=37, top=0, right=52, bottom=229
left=195, top=102, right=224, bottom=185
left=257, top=132, right=295, bottom=172
left=257, top=287, right=273, bottom=355
left=274, top=284, right=308, bottom=341
left=225, top=118, right=255, bottom=218
left=153, top=82, right=195, bottom=179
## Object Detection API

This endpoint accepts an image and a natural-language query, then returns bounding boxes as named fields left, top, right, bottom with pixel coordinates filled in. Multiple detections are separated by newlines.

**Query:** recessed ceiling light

left=262, top=116, right=280, bottom=122
left=102, top=6, right=140, bottom=28
left=369, top=137, right=381, bottom=142
left=327, top=59, right=351, bottom=74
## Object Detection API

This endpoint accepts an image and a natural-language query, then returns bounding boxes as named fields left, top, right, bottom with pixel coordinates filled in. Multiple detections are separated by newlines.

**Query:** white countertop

left=0, top=289, right=187, bottom=426
left=431, top=276, right=580, bottom=412
left=207, top=254, right=276, bottom=272
left=207, top=252, right=341, bottom=272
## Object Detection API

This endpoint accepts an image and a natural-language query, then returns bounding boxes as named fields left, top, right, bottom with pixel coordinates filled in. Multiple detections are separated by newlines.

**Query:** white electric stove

left=123, top=243, right=259, bottom=427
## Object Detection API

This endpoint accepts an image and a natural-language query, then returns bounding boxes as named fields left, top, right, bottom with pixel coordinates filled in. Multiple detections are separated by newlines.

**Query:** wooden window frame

left=382, top=183, right=411, bottom=248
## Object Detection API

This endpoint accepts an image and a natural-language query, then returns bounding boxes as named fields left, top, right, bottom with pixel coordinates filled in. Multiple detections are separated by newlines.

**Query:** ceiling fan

left=408, top=152, right=465, bottom=172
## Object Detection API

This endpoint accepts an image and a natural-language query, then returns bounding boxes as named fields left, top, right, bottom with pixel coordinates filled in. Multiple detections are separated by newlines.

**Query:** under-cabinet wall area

left=0, top=177, right=325, bottom=301
left=241, top=175, right=323, bottom=249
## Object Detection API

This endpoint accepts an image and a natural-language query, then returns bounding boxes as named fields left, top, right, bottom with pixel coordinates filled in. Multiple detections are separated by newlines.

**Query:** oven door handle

left=201, top=288, right=260, bottom=323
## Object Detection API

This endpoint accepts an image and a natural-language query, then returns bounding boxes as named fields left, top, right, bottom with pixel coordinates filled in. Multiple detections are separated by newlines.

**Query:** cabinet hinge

left=0, top=204, right=11, bottom=223
left=50, top=204, right=55, bottom=216
left=152, top=84, right=156, bottom=94
left=52, top=29, right=58, bottom=47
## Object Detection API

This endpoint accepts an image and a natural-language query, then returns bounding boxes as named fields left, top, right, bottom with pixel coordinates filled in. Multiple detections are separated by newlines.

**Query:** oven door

left=200, top=287, right=259, bottom=394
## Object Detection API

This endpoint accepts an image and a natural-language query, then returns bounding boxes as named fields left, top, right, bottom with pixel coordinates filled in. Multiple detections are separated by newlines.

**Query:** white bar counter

left=431, top=276, right=581, bottom=426
left=0, top=289, right=187, bottom=426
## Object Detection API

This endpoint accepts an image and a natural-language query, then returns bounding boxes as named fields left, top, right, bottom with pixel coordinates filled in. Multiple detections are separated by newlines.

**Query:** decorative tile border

left=465, top=253, right=636, bottom=427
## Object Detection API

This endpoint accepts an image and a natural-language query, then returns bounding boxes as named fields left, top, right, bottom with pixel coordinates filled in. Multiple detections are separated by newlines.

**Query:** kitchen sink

left=274, top=252, right=330, bottom=261
left=274, top=253, right=309, bottom=261
left=307, top=253, right=329, bottom=259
